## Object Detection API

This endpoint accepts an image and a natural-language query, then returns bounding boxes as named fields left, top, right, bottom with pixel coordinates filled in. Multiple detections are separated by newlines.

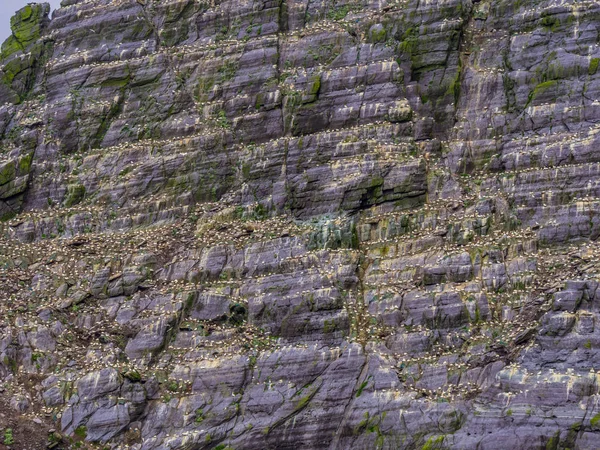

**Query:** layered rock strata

left=0, top=0, right=600, bottom=449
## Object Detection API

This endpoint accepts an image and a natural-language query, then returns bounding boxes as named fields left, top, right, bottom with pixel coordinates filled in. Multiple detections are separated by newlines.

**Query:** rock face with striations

left=0, top=0, right=599, bottom=448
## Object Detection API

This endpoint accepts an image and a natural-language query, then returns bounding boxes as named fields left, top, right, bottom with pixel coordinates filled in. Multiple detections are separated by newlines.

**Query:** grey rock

left=0, top=0, right=600, bottom=448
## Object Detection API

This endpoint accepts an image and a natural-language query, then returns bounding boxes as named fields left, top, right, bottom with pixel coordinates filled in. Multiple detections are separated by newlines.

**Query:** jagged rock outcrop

left=0, top=0, right=599, bottom=448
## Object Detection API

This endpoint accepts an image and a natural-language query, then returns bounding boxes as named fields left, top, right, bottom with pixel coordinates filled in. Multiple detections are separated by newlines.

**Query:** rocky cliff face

left=0, top=0, right=599, bottom=448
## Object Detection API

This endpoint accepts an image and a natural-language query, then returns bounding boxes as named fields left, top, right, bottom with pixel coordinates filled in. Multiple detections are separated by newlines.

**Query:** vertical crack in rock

left=328, top=359, right=369, bottom=450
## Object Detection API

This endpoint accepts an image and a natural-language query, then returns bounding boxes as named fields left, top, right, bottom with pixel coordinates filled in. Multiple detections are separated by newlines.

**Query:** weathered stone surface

left=0, top=0, right=600, bottom=448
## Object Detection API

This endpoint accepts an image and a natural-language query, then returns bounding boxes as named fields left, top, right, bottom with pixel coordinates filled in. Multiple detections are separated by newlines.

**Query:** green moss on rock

left=1, top=3, right=49, bottom=61
left=18, top=153, right=33, bottom=173
left=545, top=431, right=560, bottom=450
left=540, top=15, right=560, bottom=31
left=589, top=58, right=600, bottom=76
left=0, top=161, right=16, bottom=185
left=0, top=210, right=17, bottom=222
left=100, top=76, right=131, bottom=88
left=526, top=80, right=559, bottom=106
left=74, top=425, right=87, bottom=440
left=327, top=5, right=351, bottom=21
left=308, top=75, right=321, bottom=96
left=369, top=24, right=387, bottom=43
left=422, top=435, right=445, bottom=450
left=64, top=184, right=86, bottom=207
left=1, top=32, right=52, bottom=104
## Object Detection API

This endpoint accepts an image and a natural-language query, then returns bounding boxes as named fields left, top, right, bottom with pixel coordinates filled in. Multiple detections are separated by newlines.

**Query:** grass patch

left=3, top=428, right=14, bottom=446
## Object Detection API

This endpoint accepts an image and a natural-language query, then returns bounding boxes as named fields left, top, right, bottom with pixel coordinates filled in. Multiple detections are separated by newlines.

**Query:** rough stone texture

left=0, top=0, right=599, bottom=449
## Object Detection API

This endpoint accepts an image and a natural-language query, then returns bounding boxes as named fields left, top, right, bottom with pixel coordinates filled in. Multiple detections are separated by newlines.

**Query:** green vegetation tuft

left=123, top=370, right=142, bottom=382
left=589, top=58, right=600, bottom=76
left=323, top=319, right=336, bottom=333
left=327, top=5, right=351, bottom=21
left=218, top=60, right=238, bottom=82
left=356, top=379, right=369, bottom=397
left=422, top=435, right=444, bottom=450
left=3, top=428, right=14, bottom=446
left=214, top=445, right=235, bottom=450
left=398, top=27, right=419, bottom=55
left=369, top=25, right=387, bottom=43
left=74, top=425, right=87, bottom=440
left=540, top=15, right=559, bottom=31
left=216, top=110, right=230, bottom=129
left=64, top=184, right=86, bottom=207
